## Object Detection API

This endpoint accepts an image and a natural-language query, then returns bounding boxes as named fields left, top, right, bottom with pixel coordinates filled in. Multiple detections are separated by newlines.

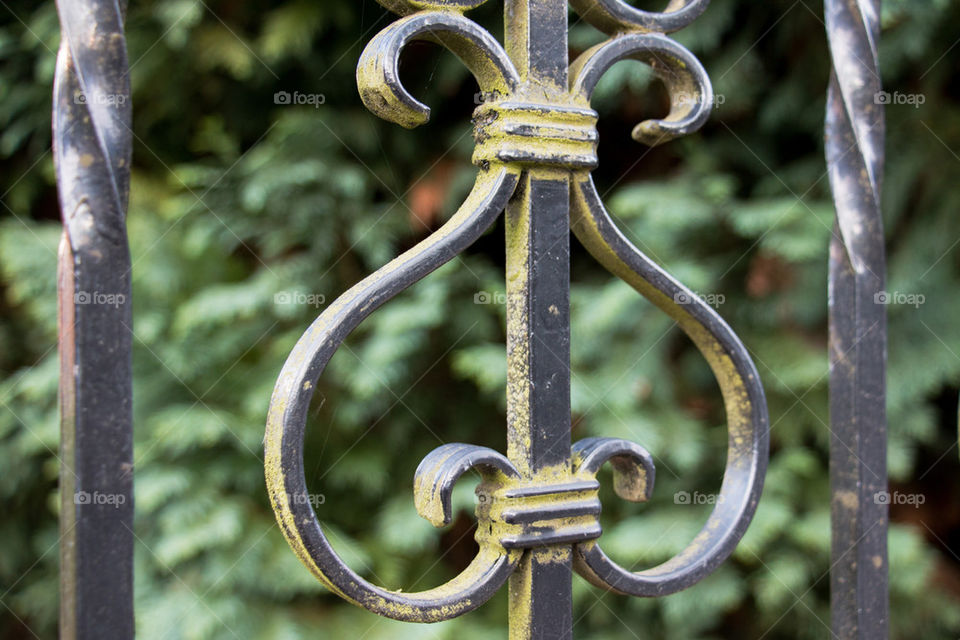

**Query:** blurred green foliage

left=2, top=0, right=960, bottom=638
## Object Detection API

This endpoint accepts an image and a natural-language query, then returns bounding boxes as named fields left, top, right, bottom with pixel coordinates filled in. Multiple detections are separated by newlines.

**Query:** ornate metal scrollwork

left=265, top=0, right=768, bottom=627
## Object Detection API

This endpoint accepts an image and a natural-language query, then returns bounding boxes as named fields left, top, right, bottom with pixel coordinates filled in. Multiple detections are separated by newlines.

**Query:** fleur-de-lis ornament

left=265, top=0, right=768, bottom=635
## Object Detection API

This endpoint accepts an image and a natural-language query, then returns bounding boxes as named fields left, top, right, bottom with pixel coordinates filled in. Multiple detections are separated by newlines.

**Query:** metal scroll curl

left=266, top=0, right=768, bottom=623
left=357, top=11, right=520, bottom=129
left=266, top=11, right=530, bottom=622
left=566, top=34, right=768, bottom=596
left=569, top=0, right=710, bottom=35
left=376, top=0, right=495, bottom=16
left=568, top=175, right=768, bottom=595
left=264, top=168, right=520, bottom=623
left=569, top=32, right=714, bottom=145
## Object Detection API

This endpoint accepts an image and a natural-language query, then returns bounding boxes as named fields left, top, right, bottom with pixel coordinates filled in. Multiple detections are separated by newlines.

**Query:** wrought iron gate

left=53, top=0, right=887, bottom=638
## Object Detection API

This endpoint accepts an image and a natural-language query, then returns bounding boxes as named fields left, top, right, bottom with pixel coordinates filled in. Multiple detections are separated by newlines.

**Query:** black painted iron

left=53, top=1, right=134, bottom=639
left=264, top=1, right=769, bottom=637
left=47, top=0, right=892, bottom=636
left=825, top=1, right=888, bottom=638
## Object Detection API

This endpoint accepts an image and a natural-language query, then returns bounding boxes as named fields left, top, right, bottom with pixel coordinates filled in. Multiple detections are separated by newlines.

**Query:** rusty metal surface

left=264, top=0, right=769, bottom=636
left=824, top=1, right=888, bottom=638
left=53, top=1, right=134, bottom=638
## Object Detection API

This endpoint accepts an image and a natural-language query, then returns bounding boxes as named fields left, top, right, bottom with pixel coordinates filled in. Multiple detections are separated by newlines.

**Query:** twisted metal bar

left=824, top=1, right=888, bottom=638
left=265, top=0, right=769, bottom=633
left=54, top=1, right=133, bottom=638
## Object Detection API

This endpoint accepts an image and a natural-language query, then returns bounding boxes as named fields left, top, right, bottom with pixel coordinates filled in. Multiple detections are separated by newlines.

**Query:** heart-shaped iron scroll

left=266, top=0, right=768, bottom=623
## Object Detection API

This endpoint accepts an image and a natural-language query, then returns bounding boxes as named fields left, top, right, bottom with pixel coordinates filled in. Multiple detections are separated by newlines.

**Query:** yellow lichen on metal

left=266, top=0, right=764, bottom=625
left=377, top=0, right=487, bottom=15
left=508, top=555, right=534, bottom=639
left=264, top=167, right=522, bottom=622
left=475, top=466, right=602, bottom=550
left=472, top=98, right=599, bottom=169
left=356, top=11, right=519, bottom=130
left=505, top=173, right=533, bottom=470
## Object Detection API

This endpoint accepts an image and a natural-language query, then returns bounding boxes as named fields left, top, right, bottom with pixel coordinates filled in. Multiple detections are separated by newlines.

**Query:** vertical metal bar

left=824, top=1, right=888, bottom=638
left=54, top=1, right=134, bottom=638
left=504, top=2, right=573, bottom=638
left=505, top=174, right=573, bottom=639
